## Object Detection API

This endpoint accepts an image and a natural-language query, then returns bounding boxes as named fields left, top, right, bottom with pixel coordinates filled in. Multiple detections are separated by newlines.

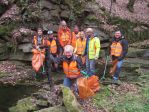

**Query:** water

left=0, top=84, right=39, bottom=112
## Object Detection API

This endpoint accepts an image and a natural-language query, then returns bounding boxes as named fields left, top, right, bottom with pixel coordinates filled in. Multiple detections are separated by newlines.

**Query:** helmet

left=47, top=30, right=53, bottom=35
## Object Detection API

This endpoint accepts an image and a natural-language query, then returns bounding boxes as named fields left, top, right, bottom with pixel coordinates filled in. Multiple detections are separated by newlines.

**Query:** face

left=38, top=30, right=43, bottom=36
left=80, top=32, right=85, bottom=38
left=74, top=27, right=79, bottom=33
left=49, top=34, right=53, bottom=38
left=65, top=51, right=73, bottom=58
left=115, top=31, right=121, bottom=38
left=86, top=31, right=93, bottom=37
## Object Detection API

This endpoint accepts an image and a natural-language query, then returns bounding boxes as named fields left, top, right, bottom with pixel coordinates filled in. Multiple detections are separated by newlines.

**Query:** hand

left=95, top=56, right=98, bottom=60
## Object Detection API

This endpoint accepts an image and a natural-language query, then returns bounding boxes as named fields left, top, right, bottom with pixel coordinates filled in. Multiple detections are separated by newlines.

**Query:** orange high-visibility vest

left=110, top=41, right=122, bottom=57
left=71, top=32, right=80, bottom=48
left=63, top=60, right=81, bottom=79
left=33, top=36, right=45, bottom=46
left=76, top=38, right=86, bottom=55
left=58, top=27, right=71, bottom=47
left=47, top=39, right=57, bottom=54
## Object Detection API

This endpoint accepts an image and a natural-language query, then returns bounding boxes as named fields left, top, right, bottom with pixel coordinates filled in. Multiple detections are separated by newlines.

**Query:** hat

left=47, top=30, right=53, bottom=34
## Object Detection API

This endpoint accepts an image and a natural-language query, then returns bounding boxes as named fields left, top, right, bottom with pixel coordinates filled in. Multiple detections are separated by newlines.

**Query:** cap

left=48, top=31, right=53, bottom=35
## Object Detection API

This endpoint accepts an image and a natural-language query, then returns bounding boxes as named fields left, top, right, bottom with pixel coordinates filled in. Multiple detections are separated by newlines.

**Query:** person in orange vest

left=51, top=45, right=83, bottom=88
left=71, top=25, right=80, bottom=48
left=58, top=20, right=71, bottom=53
left=74, top=31, right=86, bottom=65
left=110, top=31, right=128, bottom=82
left=32, top=28, right=53, bottom=85
left=46, top=30, right=60, bottom=72
left=32, top=28, right=46, bottom=50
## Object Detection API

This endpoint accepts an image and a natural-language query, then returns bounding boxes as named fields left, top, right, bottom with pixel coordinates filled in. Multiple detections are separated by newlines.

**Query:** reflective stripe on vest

left=61, top=32, right=69, bottom=42
left=110, top=41, right=122, bottom=57
left=63, top=61, right=81, bottom=78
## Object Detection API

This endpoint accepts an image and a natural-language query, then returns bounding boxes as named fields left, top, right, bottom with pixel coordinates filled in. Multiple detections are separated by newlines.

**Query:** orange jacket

left=110, top=41, right=122, bottom=57
left=63, top=60, right=81, bottom=79
left=71, top=32, right=80, bottom=48
left=75, top=38, right=86, bottom=55
left=58, top=27, right=71, bottom=47
left=46, top=39, right=58, bottom=54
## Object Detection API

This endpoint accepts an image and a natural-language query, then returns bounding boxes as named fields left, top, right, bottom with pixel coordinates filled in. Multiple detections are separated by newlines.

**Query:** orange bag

left=77, top=77, right=94, bottom=99
left=77, top=75, right=100, bottom=99
left=87, top=75, right=100, bottom=92
left=32, top=49, right=45, bottom=72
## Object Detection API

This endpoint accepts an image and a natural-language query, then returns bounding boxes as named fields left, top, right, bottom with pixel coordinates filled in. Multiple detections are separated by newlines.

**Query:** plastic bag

left=32, top=49, right=45, bottom=72
left=77, top=75, right=100, bottom=99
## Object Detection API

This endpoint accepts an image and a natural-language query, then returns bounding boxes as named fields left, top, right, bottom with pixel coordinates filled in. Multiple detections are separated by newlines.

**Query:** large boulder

left=62, top=86, right=83, bottom=112
left=9, top=97, right=38, bottom=112
left=35, top=106, right=67, bottom=112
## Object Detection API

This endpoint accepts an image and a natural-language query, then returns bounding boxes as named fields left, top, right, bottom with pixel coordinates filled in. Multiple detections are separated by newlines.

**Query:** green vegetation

left=93, top=84, right=149, bottom=112
left=108, top=17, right=149, bottom=43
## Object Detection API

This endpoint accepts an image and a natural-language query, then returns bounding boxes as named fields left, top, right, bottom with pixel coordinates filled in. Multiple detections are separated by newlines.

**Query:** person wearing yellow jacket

left=84, top=28, right=101, bottom=76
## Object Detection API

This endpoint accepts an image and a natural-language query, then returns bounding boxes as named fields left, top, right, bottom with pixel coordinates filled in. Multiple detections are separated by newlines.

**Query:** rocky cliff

left=0, top=0, right=148, bottom=61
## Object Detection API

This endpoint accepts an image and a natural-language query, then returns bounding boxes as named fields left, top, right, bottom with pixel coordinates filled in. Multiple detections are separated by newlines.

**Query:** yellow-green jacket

left=88, top=37, right=100, bottom=59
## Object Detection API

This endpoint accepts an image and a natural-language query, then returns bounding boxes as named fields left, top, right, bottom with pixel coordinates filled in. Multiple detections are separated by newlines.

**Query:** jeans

left=86, top=55, right=95, bottom=76
left=63, top=77, right=77, bottom=88
left=113, top=60, right=124, bottom=80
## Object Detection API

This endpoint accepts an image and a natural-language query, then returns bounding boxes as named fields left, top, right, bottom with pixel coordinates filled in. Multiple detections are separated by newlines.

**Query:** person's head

left=64, top=45, right=74, bottom=58
left=60, top=20, right=67, bottom=30
left=37, top=28, right=43, bottom=36
left=47, top=30, right=54, bottom=38
left=79, top=31, right=85, bottom=39
left=86, top=28, right=94, bottom=37
left=74, top=25, right=79, bottom=34
left=114, top=31, right=122, bottom=38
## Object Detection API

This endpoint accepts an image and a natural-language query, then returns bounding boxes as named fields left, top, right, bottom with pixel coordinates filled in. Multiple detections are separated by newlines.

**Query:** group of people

left=32, top=20, right=128, bottom=89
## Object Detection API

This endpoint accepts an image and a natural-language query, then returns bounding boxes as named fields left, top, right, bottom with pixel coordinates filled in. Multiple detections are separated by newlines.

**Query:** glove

left=95, top=56, right=98, bottom=60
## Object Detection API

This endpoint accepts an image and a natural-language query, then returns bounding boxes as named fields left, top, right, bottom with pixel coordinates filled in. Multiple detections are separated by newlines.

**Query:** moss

left=108, top=17, right=149, bottom=43
left=62, top=86, right=83, bottom=112
left=0, top=22, right=19, bottom=37
left=9, top=97, right=38, bottom=112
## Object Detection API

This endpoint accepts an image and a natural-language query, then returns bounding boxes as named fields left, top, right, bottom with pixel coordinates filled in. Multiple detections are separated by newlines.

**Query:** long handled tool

left=100, top=55, right=109, bottom=81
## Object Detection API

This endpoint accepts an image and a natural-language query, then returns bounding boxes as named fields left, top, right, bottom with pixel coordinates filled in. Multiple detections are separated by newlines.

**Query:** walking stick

left=100, top=55, right=109, bottom=80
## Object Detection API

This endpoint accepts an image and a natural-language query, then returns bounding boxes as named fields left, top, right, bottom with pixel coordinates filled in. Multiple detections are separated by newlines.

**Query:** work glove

left=95, top=56, right=99, bottom=60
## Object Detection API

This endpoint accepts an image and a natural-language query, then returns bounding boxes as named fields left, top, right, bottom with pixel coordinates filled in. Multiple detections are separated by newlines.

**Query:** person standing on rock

left=83, top=28, right=101, bottom=76
left=74, top=31, right=86, bottom=65
left=45, top=30, right=60, bottom=72
left=51, top=45, right=83, bottom=88
left=71, top=25, right=80, bottom=48
left=109, top=31, right=128, bottom=82
left=58, top=20, right=71, bottom=55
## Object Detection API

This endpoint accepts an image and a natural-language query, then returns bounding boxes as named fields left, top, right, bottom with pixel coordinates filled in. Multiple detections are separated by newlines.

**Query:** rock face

left=0, top=0, right=148, bottom=61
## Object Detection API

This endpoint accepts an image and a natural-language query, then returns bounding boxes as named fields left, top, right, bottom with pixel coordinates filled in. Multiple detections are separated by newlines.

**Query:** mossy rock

left=35, top=105, right=67, bottom=112
left=62, top=86, right=83, bottom=112
left=127, top=47, right=147, bottom=58
left=9, top=97, right=38, bottom=112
